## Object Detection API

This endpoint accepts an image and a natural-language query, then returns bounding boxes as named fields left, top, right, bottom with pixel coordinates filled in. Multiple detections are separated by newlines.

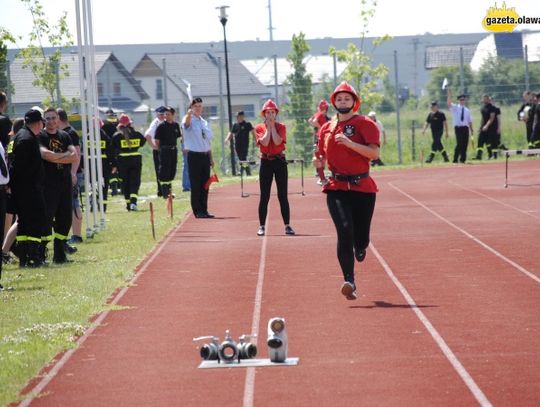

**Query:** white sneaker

left=341, top=282, right=357, bottom=300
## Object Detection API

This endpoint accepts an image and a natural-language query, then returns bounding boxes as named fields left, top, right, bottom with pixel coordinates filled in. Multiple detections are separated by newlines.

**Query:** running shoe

left=341, top=282, right=357, bottom=300
left=257, top=226, right=265, bottom=236
left=285, top=226, right=295, bottom=235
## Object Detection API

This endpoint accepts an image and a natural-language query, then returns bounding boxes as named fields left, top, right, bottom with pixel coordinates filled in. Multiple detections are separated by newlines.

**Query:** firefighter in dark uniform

left=40, top=107, right=78, bottom=263
left=102, top=109, right=120, bottom=195
left=154, top=106, right=181, bottom=199
left=99, top=124, right=115, bottom=212
left=422, top=101, right=449, bottom=163
left=225, top=111, right=256, bottom=176
left=111, top=113, right=146, bottom=211
left=474, top=95, right=498, bottom=160
left=10, top=109, right=47, bottom=267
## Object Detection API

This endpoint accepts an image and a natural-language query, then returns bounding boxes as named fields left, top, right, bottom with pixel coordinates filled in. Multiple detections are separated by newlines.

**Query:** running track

left=18, top=160, right=540, bottom=406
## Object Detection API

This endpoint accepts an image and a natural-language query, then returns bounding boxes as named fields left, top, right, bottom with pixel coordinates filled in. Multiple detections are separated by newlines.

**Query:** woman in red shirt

left=313, top=82, right=380, bottom=300
left=255, top=100, right=295, bottom=237
left=308, top=100, right=330, bottom=184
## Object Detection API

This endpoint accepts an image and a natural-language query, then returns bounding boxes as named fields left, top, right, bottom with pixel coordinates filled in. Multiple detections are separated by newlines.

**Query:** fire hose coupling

left=267, top=317, right=288, bottom=363
left=194, top=330, right=257, bottom=364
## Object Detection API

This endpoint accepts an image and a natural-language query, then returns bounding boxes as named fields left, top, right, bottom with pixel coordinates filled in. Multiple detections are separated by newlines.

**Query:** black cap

left=236, top=111, right=245, bottom=116
left=105, top=108, right=115, bottom=115
left=155, top=106, right=167, bottom=113
left=191, top=97, right=203, bottom=106
left=431, top=101, right=438, bottom=106
left=24, top=109, right=43, bottom=124
left=457, top=94, right=467, bottom=99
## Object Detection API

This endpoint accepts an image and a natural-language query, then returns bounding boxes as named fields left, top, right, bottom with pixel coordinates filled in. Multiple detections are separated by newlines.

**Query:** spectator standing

left=313, top=81, right=379, bottom=301
left=254, top=99, right=295, bottom=237
left=111, top=114, right=146, bottom=211
left=447, top=89, right=474, bottom=163
left=145, top=106, right=167, bottom=197
left=422, top=101, right=449, bottom=163
left=367, top=111, right=386, bottom=166
left=39, top=107, right=78, bottom=264
left=225, top=111, right=256, bottom=176
left=308, top=100, right=330, bottom=184
left=474, top=95, right=498, bottom=160
left=102, top=109, right=120, bottom=195
left=154, top=106, right=181, bottom=199
left=182, top=97, right=215, bottom=219
left=57, top=109, right=83, bottom=249
left=517, top=91, right=535, bottom=148
left=11, top=109, right=47, bottom=267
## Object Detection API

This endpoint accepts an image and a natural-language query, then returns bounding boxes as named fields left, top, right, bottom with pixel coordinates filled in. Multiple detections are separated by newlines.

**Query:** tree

left=17, top=0, right=73, bottom=107
left=0, top=28, right=16, bottom=92
left=425, top=65, right=474, bottom=107
left=329, top=0, right=391, bottom=114
left=285, top=32, right=313, bottom=164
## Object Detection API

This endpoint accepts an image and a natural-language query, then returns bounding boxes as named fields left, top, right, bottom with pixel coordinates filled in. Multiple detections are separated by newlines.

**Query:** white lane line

left=448, top=180, right=540, bottom=220
left=389, top=182, right=540, bottom=285
left=370, top=243, right=493, bottom=407
left=243, top=215, right=269, bottom=407
left=18, top=214, right=193, bottom=407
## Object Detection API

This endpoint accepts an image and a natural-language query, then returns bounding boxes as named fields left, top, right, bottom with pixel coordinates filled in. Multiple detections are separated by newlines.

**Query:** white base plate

left=198, top=357, right=299, bottom=369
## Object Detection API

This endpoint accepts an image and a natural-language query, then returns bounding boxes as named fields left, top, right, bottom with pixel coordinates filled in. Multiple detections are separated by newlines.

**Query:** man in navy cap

left=102, top=108, right=120, bottom=194
left=10, top=109, right=47, bottom=267
left=447, top=89, right=474, bottom=163
left=145, top=106, right=167, bottom=196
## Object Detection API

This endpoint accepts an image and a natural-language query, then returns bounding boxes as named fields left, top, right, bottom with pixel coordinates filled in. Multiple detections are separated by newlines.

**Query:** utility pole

left=268, top=0, right=279, bottom=103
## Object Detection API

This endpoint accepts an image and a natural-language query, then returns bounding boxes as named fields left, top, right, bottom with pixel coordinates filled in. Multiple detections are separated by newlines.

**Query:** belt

left=160, top=145, right=177, bottom=150
left=261, top=153, right=285, bottom=160
left=331, top=172, right=370, bottom=185
left=187, top=150, right=209, bottom=155
left=455, top=125, right=468, bottom=128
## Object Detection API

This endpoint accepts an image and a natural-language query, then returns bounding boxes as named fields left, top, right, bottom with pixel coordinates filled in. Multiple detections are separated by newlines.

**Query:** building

left=131, top=52, right=270, bottom=119
left=8, top=51, right=149, bottom=124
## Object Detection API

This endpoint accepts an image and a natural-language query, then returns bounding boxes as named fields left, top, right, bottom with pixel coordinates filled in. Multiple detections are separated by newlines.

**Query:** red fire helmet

left=260, top=99, right=279, bottom=117
left=318, top=99, right=329, bottom=111
left=330, top=81, right=361, bottom=112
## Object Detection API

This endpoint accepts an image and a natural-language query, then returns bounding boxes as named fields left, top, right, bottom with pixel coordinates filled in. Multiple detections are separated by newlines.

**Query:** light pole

left=217, top=5, right=236, bottom=176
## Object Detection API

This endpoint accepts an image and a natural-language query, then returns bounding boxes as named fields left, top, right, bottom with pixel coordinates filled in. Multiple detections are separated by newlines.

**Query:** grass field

left=0, top=103, right=531, bottom=406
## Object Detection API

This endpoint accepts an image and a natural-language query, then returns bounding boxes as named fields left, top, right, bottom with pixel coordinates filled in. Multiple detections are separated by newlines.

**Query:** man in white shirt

left=447, top=89, right=474, bottom=163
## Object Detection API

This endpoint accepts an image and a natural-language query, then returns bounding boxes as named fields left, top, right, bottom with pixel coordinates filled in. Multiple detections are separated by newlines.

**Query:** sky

left=0, top=0, right=538, bottom=48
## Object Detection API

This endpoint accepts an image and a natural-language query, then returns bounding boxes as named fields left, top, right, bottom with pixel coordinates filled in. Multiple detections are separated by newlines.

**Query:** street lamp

left=217, top=5, right=236, bottom=176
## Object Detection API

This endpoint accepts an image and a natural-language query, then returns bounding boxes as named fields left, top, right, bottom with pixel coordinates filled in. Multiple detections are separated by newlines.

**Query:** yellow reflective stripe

left=54, top=232, right=69, bottom=240
left=100, top=140, right=106, bottom=149
left=130, top=194, right=138, bottom=198
left=42, top=235, right=53, bottom=242
left=119, top=152, right=141, bottom=157
left=16, top=236, right=28, bottom=242
left=7, top=140, right=14, bottom=154
left=120, top=139, right=141, bottom=149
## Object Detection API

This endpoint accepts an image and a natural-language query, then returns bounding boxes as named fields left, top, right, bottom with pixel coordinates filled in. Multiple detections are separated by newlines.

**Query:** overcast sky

left=1, top=0, right=537, bottom=47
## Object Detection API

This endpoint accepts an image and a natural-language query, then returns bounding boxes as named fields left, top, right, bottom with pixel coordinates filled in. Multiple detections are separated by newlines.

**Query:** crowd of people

left=1, top=83, right=537, bottom=298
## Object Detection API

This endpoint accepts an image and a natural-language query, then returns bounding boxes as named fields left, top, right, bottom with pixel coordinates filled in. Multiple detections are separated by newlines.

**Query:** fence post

left=393, top=50, right=403, bottom=165
left=411, top=120, right=416, bottom=162
left=524, top=45, right=530, bottom=90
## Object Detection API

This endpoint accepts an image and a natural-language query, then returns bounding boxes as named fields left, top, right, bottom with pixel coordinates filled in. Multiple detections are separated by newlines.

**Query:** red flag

left=204, top=173, right=219, bottom=190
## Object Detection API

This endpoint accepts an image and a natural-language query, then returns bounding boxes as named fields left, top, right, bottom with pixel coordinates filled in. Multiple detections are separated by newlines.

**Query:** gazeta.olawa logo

left=482, top=2, right=540, bottom=32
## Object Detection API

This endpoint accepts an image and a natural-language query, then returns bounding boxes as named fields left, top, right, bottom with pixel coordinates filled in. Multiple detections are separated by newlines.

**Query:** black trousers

left=102, top=159, right=111, bottom=209
left=258, top=158, right=290, bottom=226
left=453, top=126, right=469, bottom=163
left=118, top=155, right=142, bottom=205
left=187, top=151, right=211, bottom=216
left=326, top=190, right=376, bottom=284
left=14, top=185, right=46, bottom=243
left=431, top=130, right=445, bottom=152
left=236, top=139, right=250, bottom=175
left=44, top=182, right=73, bottom=242
left=152, top=149, right=160, bottom=195
left=159, top=148, right=178, bottom=197
left=0, top=188, right=6, bottom=279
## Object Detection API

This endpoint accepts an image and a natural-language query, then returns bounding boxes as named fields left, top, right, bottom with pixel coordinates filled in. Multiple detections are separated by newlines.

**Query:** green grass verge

left=0, top=181, right=189, bottom=406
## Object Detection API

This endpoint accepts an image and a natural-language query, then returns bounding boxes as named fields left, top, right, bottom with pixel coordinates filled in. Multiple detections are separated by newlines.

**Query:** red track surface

left=18, top=160, right=540, bottom=406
